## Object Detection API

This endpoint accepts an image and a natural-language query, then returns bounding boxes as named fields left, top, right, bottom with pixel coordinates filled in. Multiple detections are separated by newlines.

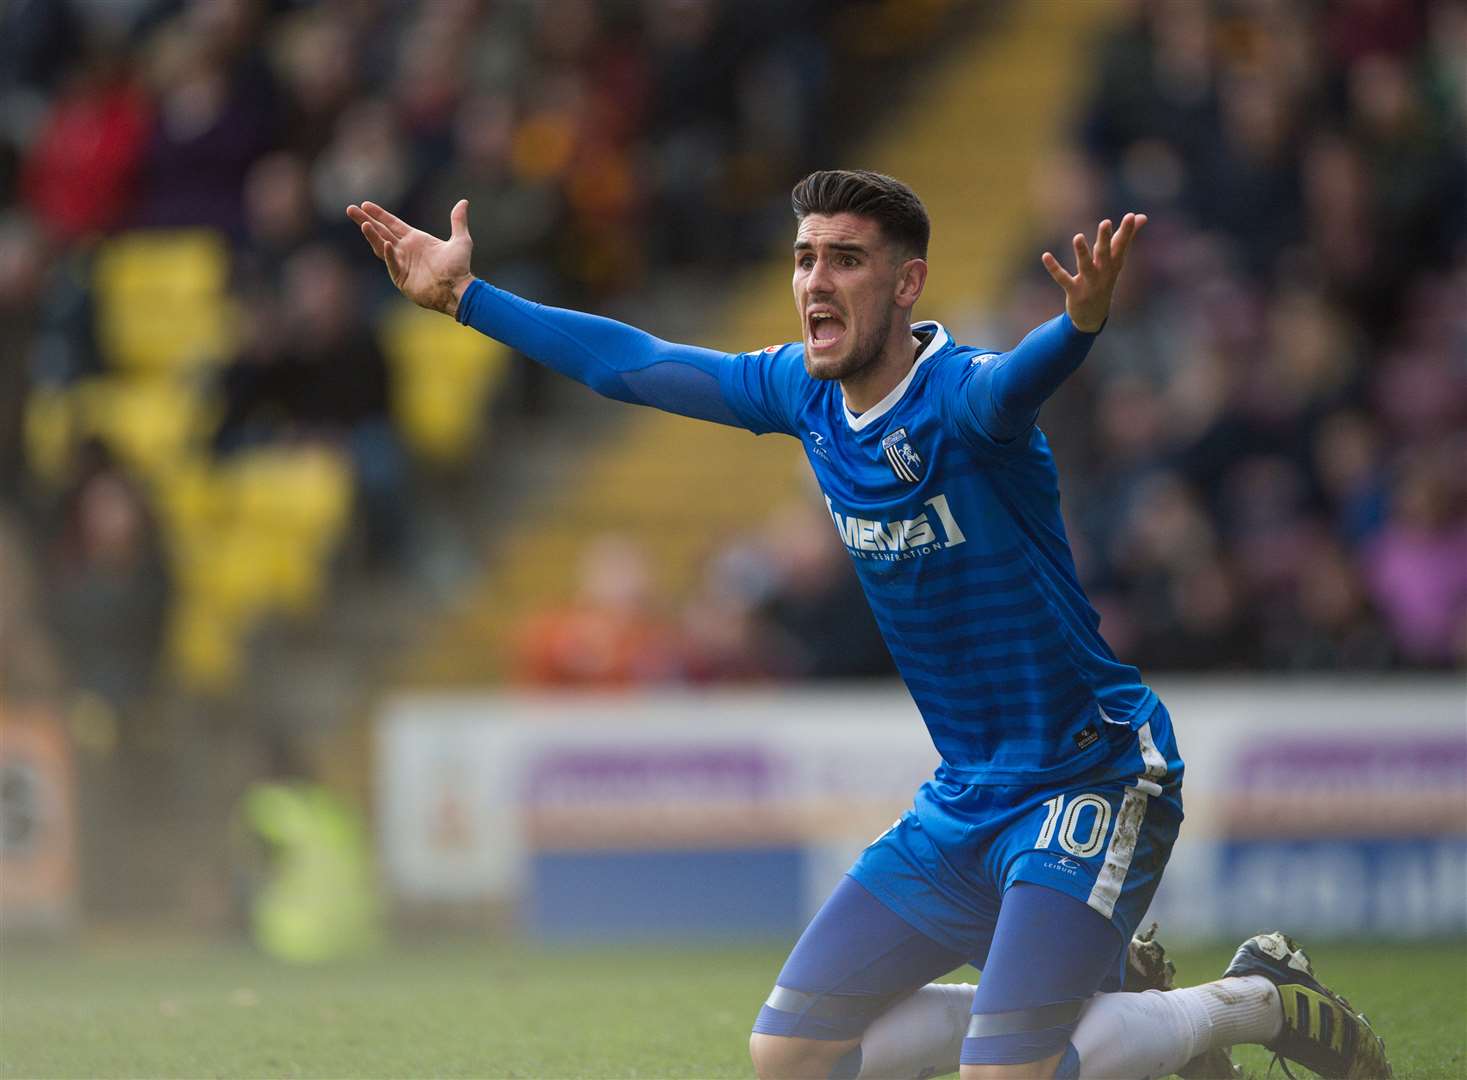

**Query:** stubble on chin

left=804, top=332, right=879, bottom=382
left=803, top=349, right=842, bottom=381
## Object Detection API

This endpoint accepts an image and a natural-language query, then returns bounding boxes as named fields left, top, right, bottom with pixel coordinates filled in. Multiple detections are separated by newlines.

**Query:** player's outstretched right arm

left=348, top=199, right=475, bottom=317
left=346, top=199, right=746, bottom=427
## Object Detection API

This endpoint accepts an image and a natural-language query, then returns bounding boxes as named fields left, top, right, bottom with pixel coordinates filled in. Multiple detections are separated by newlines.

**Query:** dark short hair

left=791, top=170, right=930, bottom=259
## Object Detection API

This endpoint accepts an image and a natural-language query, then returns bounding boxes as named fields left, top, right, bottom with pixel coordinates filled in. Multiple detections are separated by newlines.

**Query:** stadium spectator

left=309, top=97, right=414, bottom=245
left=1311, top=409, right=1390, bottom=545
left=1364, top=449, right=1467, bottom=666
left=212, top=245, right=407, bottom=565
left=513, top=533, right=681, bottom=687
left=679, top=537, right=781, bottom=684
left=752, top=503, right=895, bottom=680
left=45, top=443, right=169, bottom=715
left=1279, top=537, right=1397, bottom=670
left=19, top=40, right=150, bottom=242
left=237, top=151, right=317, bottom=287
left=0, top=213, right=48, bottom=495
left=131, top=2, right=278, bottom=239
left=0, top=509, right=65, bottom=703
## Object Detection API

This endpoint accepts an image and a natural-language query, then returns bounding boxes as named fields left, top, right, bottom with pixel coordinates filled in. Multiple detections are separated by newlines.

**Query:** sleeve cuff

left=455, top=278, right=485, bottom=324
left=1062, top=311, right=1106, bottom=337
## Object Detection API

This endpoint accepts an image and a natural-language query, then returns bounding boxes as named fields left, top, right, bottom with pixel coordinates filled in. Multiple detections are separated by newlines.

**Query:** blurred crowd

left=2, top=0, right=948, bottom=710
left=514, top=506, right=895, bottom=686
left=1016, top=0, right=1467, bottom=672
left=515, top=0, right=1467, bottom=686
left=2, top=0, right=1463, bottom=722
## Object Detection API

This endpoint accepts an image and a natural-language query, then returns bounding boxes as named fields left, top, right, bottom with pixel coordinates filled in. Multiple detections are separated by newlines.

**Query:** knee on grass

left=749, top=1032, right=861, bottom=1080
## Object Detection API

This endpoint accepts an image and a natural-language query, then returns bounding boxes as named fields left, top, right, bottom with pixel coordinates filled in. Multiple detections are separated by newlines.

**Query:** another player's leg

left=749, top=874, right=972, bottom=1080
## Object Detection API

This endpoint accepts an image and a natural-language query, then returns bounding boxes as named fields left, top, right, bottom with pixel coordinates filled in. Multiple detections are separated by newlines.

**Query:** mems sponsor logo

left=824, top=492, right=966, bottom=561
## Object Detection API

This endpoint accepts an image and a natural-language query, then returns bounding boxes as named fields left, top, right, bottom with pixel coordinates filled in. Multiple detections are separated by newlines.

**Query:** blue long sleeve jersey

left=457, top=279, right=1160, bottom=785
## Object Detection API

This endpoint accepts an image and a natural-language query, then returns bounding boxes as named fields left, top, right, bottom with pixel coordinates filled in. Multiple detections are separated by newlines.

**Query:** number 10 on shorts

left=1035, top=793, right=1113, bottom=859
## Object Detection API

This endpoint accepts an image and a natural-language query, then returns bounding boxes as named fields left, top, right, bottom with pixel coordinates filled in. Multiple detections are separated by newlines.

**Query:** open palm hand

left=1042, top=212, right=1146, bottom=333
left=346, top=199, right=474, bottom=316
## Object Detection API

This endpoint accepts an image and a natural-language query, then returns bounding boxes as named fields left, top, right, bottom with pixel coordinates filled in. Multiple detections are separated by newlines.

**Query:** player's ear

left=894, top=257, right=927, bottom=311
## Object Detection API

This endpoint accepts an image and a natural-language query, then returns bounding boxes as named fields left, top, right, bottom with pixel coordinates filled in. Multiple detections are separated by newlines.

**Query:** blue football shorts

left=752, top=708, right=1185, bottom=1066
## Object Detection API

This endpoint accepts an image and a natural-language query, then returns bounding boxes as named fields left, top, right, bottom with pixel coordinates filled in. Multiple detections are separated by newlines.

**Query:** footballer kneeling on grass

left=348, top=171, right=1393, bottom=1080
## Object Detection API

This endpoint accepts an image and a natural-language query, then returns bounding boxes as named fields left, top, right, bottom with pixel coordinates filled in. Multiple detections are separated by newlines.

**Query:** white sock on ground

left=1068, top=976, right=1283, bottom=1079
left=853, top=981, right=974, bottom=1079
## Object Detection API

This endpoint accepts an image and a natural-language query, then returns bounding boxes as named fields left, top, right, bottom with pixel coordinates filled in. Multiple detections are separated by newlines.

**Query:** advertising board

left=377, top=680, right=1465, bottom=940
left=0, top=705, right=78, bottom=931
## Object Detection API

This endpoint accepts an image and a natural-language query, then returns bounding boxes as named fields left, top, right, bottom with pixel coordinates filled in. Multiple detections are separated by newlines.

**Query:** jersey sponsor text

left=824, top=492, right=967, bottom=560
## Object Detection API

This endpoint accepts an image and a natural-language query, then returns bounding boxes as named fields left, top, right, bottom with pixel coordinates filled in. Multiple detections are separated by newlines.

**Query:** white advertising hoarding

left=376, top=679, right=1465, bottom=939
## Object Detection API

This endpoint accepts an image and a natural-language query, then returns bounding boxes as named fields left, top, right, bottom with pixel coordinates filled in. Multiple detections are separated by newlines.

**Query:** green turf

left=1, top=936, right=1461, bottom=1078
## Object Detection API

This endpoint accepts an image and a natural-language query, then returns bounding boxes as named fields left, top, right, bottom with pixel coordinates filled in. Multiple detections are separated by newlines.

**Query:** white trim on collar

left=842, top=320, right=950, bottom=431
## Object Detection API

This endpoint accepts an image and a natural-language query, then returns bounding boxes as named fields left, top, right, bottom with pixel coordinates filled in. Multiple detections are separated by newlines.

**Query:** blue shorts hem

left=1003, top=856, right=1114, bottom=926
left=845, top=864, right=978, bottom=960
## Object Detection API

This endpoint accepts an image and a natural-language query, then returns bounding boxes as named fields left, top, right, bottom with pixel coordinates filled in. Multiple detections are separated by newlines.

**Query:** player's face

left=793, top=212, right=906, bottom=381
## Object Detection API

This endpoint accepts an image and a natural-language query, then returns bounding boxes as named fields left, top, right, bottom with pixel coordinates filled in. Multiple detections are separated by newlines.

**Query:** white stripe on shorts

left=1136, top=720, right=1168, bottom=779
left=1086, top=721, right=1168, bottom=920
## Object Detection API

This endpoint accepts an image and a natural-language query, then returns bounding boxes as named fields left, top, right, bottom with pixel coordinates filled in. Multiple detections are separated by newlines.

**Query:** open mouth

left=808, top=310, right=847, bottom=350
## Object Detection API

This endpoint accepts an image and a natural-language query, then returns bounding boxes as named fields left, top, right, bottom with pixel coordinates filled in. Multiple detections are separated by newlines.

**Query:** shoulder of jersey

left=748, top=342, right=818, bottom=403
left=959, top=346, right=1001, bottom=366
left=926, top=343, right=998, bottom=378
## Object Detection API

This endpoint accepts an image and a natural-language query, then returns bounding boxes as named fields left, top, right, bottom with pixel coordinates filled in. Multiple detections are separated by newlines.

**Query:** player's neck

left=840, top=323, right=924, bottom=414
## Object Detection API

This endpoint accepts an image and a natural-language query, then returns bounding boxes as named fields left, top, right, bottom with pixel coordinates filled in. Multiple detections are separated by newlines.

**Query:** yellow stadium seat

left=145, top=435, right=359, bottom=690
left=260, top=535, right=327, bottom=615
left=280, top=447, right=353, bottom=543
left=141, top=441, right=357, bottom=692
left=189, top=447, right=351, bottom=620
left=167, top=599, right=244, bottom=692
left=167, top=526, right=226, bottom=598
left=151, top=458, right=228, bottom=540
left=227, top=446, right=353, bottom=550
left=93, top=230, right=237, bottom=373
left=165, top=524, right=270, bottom=625
left=379, top=299, right=510, bottom=463
left=74, top=377, right=209, bottom=480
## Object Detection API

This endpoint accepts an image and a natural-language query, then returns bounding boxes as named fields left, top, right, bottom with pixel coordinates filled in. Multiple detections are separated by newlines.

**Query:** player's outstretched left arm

left=956, top=213, right=1148, bottom=443
left=1041, top=212, right=1147, bottom=333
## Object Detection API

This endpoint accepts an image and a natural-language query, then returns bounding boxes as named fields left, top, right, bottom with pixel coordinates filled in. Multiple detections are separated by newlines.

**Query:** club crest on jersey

left=881, top=427, right=925, bottom=483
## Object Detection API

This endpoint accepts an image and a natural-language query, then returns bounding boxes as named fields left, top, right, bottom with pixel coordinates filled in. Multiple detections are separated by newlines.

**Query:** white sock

left=852, top=981, right=974, bottom=1079
left=1069, top=977, right=1283, bottom=1079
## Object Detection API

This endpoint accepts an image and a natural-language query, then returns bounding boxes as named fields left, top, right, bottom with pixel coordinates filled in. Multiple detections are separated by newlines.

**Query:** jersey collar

left=842, top=320, right=949, bottom=431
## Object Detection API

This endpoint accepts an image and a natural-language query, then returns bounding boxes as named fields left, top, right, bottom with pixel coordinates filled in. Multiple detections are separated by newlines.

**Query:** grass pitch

left=1, top=936, right=1461, bottom=1078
